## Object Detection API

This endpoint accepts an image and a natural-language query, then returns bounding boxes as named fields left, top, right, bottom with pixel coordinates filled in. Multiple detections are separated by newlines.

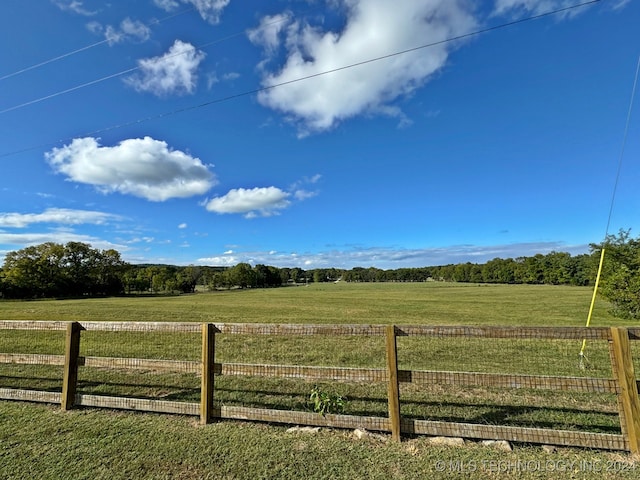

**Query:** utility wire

left=0, top=0, right=601, bottom=159
left=0, top=6, right=195, bottom=82
left=579, top=54, right=640, bottom=367
left=0, top=14, right=291, bottom=115
left=604, top=55, right=640, bottom=238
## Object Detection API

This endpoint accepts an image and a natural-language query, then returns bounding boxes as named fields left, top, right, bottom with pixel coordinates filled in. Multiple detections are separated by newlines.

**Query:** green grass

left=1, top=282, right=639, bottom=479
left=0, top=282, right=623, bottom=325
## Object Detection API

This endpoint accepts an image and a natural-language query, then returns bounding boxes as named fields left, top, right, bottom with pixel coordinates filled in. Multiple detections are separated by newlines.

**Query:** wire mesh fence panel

left=395, top=334, right=621, bottom=436
left=76, top=327, right=200, bottom=402
left=213, top=330, right=389, bottom=419
left=0, top=327, right=65, bottom=392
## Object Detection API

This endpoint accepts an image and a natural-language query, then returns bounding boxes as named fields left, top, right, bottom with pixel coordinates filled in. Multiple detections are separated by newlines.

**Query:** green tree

left=227, top=263, right=257, bottom=289
left=595, top=230, right=640, bottom=319
left=1, top=242, right=127, bottom=298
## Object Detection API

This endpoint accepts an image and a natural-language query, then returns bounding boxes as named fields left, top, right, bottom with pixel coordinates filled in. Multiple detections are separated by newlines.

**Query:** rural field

left=1, top=282, right=639, bottom=479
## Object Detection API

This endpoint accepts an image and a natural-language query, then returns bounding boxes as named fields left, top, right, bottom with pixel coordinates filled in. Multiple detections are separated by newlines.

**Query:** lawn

left=1, top=282, right=638, bottom=479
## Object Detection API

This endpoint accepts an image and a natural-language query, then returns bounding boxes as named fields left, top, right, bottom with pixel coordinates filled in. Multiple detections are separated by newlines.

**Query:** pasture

left=1, top=282, right=639, bottom=479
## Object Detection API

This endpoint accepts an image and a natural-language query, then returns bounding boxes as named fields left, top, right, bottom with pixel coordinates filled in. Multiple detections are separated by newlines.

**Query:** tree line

left=1, top=231, right=639, bottom=318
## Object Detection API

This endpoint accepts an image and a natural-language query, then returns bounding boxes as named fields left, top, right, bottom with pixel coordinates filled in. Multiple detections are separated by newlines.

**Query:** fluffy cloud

left=492, top=0, right=605, bottom=17
left=0, top=231, right=125, bottom=251
left=53, top=1, right=97, bottom=16
left=196, top=242, right=588, bottom=269
left=103, top=18, right=151, bottom=45
left=0, top=208, right=120, bottom=228
left=204, top=187, right=291, bottom=218
left=253, top=0, right=476, bottom=135
left=125, top=40, right=206, bottom=96
left=153, top=0, right=230, bottom=24
left=247, top=13, right=291, bottom=55
left=45, top=136, right=216, bottom=201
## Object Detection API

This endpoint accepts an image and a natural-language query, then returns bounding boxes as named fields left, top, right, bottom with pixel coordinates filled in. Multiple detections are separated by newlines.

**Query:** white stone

left=352, top=428, right=387, bottom=441
left=481, top=440, right=513, bottom=452
left=427, top=436, right=465, bottom=446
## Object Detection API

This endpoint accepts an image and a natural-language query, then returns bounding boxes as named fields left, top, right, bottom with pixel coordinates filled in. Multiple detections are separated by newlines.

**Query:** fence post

left=61, top=321, right=81, bottom=410
left=201, top=323, right=216, bottom=425
left=609, top=327, right=640, bottom=454
left=386, top=325, right=401, bottom=441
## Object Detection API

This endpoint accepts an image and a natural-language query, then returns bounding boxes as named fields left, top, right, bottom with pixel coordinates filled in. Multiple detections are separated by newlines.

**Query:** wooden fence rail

left=1, top=321, right=639, bottom=453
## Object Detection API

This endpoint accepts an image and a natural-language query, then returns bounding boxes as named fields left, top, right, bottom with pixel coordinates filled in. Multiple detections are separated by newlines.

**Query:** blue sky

left=0, top=0, right=638, bottom=269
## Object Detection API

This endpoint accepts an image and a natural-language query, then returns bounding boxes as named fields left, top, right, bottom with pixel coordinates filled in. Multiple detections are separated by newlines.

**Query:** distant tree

left=595, top=230, right=640, bottom=319
left=176, top=266, right=201, bottom=293
left=0, top=242, right=127, bottom=298
left=227, top=263, right=257, bottom=289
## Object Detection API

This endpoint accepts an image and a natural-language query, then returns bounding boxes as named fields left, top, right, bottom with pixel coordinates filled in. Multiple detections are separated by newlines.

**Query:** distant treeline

left=343, top=252, right=595, bottom=286
left=0, top=241, right=597, bottom=299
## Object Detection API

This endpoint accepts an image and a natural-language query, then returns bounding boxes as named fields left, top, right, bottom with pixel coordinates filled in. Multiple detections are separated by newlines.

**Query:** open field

left=1, top=283, right=639, bottom=479
left=0, top=282, right=624, bottom=326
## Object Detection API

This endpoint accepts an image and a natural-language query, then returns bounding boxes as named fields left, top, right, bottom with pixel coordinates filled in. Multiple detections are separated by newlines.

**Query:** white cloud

left=254, top=0, right=477, bottom=135
left=178, top=223, right=188, bottom=229
left=53, top=0, right=97, bottom=16
left=0, top=208, right=120, bottom=228
left=45, top=136, right=216, bottom=201
left=153, top=0, right=180, bottom=10
left=492, top=0, right=596, bottom=17
left=204, top=187, right=291, bottom=218
left=290, top=174, right=321, bottom=201
left=248, top=13, right=291, bottom=55
left=195, top=242, right=589, bottom=269
left=0, top=231, right=126, bottom=251
left=125, top=40, right=206, bottom=97
left=103, top=18, right=151, bottom=45
left=197, top=255, right=238, bottom=266
left=612, top=0, right=631, bottom=10
left=153, top=0, right=230, bottom=24
left=293, top=190, right=318, bottom=201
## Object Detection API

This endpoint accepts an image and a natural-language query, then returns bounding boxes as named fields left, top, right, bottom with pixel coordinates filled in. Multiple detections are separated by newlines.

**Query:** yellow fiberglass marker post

left=579, top=247, right=606, bottom=369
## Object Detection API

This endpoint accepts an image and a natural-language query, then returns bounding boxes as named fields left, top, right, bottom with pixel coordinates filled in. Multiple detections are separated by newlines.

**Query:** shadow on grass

left=1, top=374, right=622, bottom=434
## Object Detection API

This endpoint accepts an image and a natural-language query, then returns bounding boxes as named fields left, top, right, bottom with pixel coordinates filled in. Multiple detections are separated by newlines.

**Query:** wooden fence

left=1, top=321, right=639, bottom=453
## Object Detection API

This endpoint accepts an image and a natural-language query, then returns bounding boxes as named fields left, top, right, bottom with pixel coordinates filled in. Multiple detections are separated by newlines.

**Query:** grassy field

left=1, top=282, right=639, bottom=479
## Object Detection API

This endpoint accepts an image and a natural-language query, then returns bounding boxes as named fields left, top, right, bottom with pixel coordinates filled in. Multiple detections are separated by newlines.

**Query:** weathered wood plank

left=218, top=406, right=390, bottom=432
left=609, top=327, right=640, bottom=454
left=75, top=394, right=199, bottom=415
left=80, top=356, right=200, bottom=373
left=216, top=363, right=387, bottom=382
left=395, top=325, right=612, bottom=340
left=78, top=322, right=201, bottom=333
left=400, top=370, right=618, bottom=393
left=0, top=321, right=68, bottom=331
left=0, top=388, right=61, bottom=404
left=404, top=419, right=627, bottom=451
left=0, top=353, right=65, bottom=366
left=213, top=323, right=386, bottom=336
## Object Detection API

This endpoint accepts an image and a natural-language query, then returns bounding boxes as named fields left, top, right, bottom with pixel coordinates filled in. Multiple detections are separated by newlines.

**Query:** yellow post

left=580, top=247, right=606, bottom=359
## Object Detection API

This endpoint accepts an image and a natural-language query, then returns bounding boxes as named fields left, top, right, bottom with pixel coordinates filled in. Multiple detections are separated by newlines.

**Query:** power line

left=604, top=55, right=640, bottom=238
left=0, top=6, right=195, bottom=82
left=0, top=0, right=601, bottom=159
left=0, top=14, right=291, bottom=115
left=578, top=54, right=640, bottom=367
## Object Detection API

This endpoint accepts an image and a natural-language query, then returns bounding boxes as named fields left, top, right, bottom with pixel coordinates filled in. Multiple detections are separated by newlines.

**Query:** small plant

left=309, top=385, right=346, bottom=416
